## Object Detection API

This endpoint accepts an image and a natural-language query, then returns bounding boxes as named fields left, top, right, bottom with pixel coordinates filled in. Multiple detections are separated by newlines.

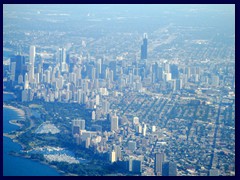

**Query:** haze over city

left=3, top=4, right=235, bottom=176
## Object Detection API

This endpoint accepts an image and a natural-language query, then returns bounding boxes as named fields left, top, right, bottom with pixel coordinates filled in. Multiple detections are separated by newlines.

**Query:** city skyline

left=3, top=4, right=235, bottom=176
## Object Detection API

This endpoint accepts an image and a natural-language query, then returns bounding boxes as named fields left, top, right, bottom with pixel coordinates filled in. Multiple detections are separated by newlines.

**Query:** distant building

left=58, top=47, right=67, bottom=72
left=10, top=55, right=26, bottom=82
left=29, top=45, right=35, bottom=83
left=162, top=161, right=177, bottom=176
left=141, top=33, right=148, bottom=60
left=111, top=114, right=118, bottom=132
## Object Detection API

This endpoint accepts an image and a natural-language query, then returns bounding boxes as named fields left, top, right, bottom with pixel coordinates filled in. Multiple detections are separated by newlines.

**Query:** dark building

left=154, top=152, right=165, bottom=176
left=170, top=64, right=179, bottom=79
left=141, top=33, right=148, bottom=60
left=10, top=55, right=26, bottom=82
left=132, top=159, right=142, bottom=174
left=162, top=161, right=177, bottom=176
left=109, top=61, right=117, bottom=81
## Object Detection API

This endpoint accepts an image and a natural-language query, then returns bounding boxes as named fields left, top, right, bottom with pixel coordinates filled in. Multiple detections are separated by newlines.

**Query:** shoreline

left=9, top=120, right=23, bottom=128
left=3, top=104, right=26, bottom=118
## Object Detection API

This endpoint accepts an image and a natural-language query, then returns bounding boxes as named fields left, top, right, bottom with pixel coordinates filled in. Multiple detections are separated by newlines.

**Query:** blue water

left=3, top=94, right=60, bottom=176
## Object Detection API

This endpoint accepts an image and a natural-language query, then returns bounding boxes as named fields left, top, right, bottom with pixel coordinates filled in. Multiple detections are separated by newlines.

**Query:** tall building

left=109, top=150, right=116, bottom=163
left=72, top=119, right=85, bottom=135
left=10, top=55, right=26, bottom=82
left=155, top=152, right=165, bottom=176
left=141, top=33, right=148, bottom=60
left=132, top=159, right=142, bottom=174
left=162, top=161, right=177, bottom=176
left=113, top=145, right=122, bottom=161
left=58, top=48, right=67, bottom=72
left=111, top=114, right=118, bottom=132
left=29, top=45, right=35, bottom=83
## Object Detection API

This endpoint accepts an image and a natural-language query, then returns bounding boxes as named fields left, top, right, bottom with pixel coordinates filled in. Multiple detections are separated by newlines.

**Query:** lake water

left=3, top=93, right=60, bottom=176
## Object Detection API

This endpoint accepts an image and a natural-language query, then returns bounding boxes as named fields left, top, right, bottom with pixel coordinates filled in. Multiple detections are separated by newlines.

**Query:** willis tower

left=141, top=33, right=148, bottom=60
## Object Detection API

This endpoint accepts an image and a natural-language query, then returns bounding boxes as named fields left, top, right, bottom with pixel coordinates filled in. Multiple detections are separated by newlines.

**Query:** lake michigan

left=3, top=93, right=60, bottom=176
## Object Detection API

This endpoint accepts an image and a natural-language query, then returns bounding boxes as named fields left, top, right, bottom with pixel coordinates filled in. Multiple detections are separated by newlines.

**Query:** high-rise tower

left=29, top=45, right=35, bottom=83
left=141, top=33, right=148, bottom=60
left=58, top=48, right=67, bottom=72
left=155, top=152, right=165, bottom=176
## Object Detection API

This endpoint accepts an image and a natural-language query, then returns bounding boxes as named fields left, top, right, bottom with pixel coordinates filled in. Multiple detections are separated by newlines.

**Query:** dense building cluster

left=3, top=7, right=235, bottom=175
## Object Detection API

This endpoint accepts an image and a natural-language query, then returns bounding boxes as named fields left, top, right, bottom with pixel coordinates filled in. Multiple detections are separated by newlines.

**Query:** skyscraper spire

left=141, top=33, right=148, bottom=60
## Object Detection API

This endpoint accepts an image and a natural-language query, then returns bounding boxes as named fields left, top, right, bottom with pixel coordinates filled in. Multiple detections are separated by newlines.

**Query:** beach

left=3, top=104, right=25, bottom=118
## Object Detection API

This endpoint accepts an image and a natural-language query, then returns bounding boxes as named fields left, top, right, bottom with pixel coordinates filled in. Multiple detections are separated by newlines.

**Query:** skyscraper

left=141, top=33, right=148, bottom=60
left=10, top=55, right=26, bottom=82
left=29, top=45, right=35, bottom=83
left=132, top=159, right=142, bottom=174
left=162, top=161, right=177, bottom=176
left=58, top=48, right=67, bottom=72
left=155, top=152, right=165, bottom=176
left=111, top=114, right=118, bottom=132
left=109, top=150, right=116, bottom=163
left=72, top=119, right=85, bottom=135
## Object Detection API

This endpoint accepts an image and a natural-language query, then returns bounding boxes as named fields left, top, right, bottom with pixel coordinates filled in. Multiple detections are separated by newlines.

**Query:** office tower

left=164, top=72, right=172, bottom=82
left=92, top=111, right=96, bottom=121
left=18, top=74, right=23, bottom=84
left=96, top=58, right=102, bottom=78
left=133, top=116, right=139, bottom=125
left=158, top=66, right=163, bottom=81
left=85, top=137, right=91, bottom=148
left=128, top=140, right=136, bottom=151
left=132, top=159, right=142, bottom=174
left=170, top=64, right=179, bottom=79
left=58, top=48, right=67, bottom=72
left=10, top=55, right=26, bottom=82
left=72, top=119, right=85, bottom=135
left=164, top=63, right=170, bottom=73
left=114, top=145, right=122, bottom=161
left=109, top=150, right=116, bottom=163
left=10, top=61, right=16, bottom=81
left=141, top=33, right=148, bottom=60
left=128, top=156, right=134, bottom=172
left=111, top=114, right=118, bottom=132
left=22, top=89, right=29, bottom=102
left=29, top=45, right=35, bottom=83
left=162, top=161, right=177, bottom=176
left=103, top=100, right=110, bottom=114
left=152, top=126, right=156, bottom=132
left=109, top=61, right=117, bottom=81
left=24, top=73, right=29, bottom=90
left=143, top=123, right=147, bottom=136
left=176, top=79, right=183, bottom=90
left=95, top=94, right=100, bottom=106
left=136, top=124, right=142, bottom=134
left=155, top=152, right=165, bottom=176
